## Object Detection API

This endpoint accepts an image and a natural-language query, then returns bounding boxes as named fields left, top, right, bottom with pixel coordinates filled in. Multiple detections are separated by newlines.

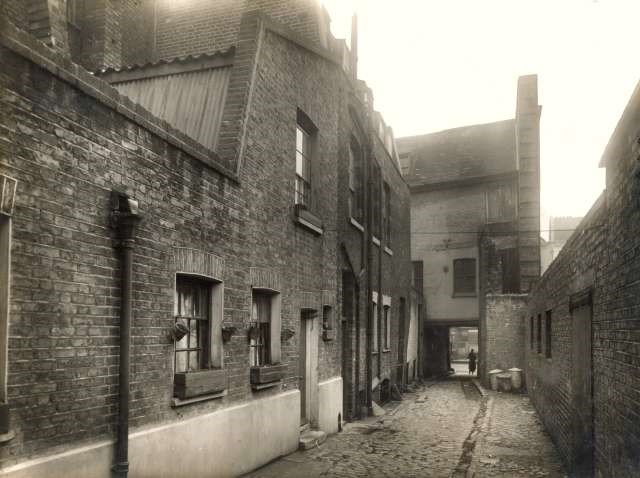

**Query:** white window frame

left=250, top=288, right=282, bottom=366
left=382, top=295, right=392, bottom=351
left=173, top=274, right=224, bottom=371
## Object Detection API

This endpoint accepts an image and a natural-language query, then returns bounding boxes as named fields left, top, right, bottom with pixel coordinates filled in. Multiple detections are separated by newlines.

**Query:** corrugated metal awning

left=112, top=66, right=231, bottom=152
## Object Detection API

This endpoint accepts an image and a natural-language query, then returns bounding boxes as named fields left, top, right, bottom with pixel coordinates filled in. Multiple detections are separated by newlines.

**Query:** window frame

left=295, top=110, right=317, bottom=210
left=250, top=288, right=282, bottom=367
left=348, top=137, right=364, bottom=224
left=382, top=294, right=391, bottom=351
left=383, top=182, right=391, bottom=247
left=537, top=313, right=542, bottom=354
left=452, top=258, right=477, bottom=297
left=173, top=274, right=224, bottom=373
left=545, top=310, right=552, bottom=358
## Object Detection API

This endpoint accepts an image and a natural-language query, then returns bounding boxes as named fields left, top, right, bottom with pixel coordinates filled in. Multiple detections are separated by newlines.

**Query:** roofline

left=599, top=78, right=640, bottom=167
left=97, top=47, right=236, bottom=83
left=408, top=171, right=517, bottom=193
left=396, top=118, right=516, bottom=145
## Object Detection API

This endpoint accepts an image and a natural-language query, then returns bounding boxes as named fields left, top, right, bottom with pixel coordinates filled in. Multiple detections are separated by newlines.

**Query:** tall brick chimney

left=78, top=0, right=122, bottom=71
left=515, top=75, right=542, bottom=292
left=2, top=0, right=70, bottom=53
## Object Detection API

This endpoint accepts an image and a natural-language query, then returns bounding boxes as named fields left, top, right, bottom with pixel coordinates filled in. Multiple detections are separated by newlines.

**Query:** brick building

left=0, top=0, right=413, bottom=476
left=397, top=76, right=541, bottom=380
left=525, top=80, right=640, bottom=477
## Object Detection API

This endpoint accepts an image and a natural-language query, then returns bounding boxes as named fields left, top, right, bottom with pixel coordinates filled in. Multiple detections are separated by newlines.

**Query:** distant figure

left=468, top=349, right=477, bottom=375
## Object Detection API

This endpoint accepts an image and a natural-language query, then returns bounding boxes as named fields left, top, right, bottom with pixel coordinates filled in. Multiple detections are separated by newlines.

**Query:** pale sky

left=322, top=0, right=640, bottom=229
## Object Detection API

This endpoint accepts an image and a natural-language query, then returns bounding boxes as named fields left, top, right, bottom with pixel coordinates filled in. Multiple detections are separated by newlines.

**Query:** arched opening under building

left=449, top=327, right=479, bottom=376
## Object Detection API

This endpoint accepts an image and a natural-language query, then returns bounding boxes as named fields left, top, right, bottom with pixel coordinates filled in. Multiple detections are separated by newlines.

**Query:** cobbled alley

left=246, top=377, right=566, bottom=478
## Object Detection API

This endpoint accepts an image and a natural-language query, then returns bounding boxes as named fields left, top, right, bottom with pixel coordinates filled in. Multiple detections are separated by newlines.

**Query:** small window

left=371, top=163, right=382, bottom=238
left=322, top=305, right=335, bottom=341
left=383, top=183, right=391, bottom=246
left=412, top=261, right=423, bottom=290
left=499, top=248, right=520, bottom=293
left=250, top=292, right=272, bottom=367
left=487, top=183, right=516, bottom=223
left=174, top=277, right=211, bottom=373
left=372, top=300, right=378, bottom=353
left=295, top=110, right=317, bottom=209
left=545, top=311, right=552, bottom=358
left=530, top=316, right=534, bottom=350
left=537, top=314, right=542, bottom=354
left=453, top=258, right=476, bottom=296
left=383, top=305, right=390, bottom=350
left=295, top=126, right=311, bottom=207
left=349, top=140, right=364, bottom=223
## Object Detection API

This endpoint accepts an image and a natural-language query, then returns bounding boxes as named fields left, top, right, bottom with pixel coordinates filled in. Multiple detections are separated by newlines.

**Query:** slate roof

left=396, top=119, right=517, bottom=187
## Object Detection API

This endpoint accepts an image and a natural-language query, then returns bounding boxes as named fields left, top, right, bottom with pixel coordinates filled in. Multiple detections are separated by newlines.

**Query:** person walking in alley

left=468, top=349, right=477, bottom=375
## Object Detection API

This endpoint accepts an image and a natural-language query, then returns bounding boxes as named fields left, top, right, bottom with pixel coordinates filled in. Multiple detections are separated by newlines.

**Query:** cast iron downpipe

left=111, top=192, right=141, bottom=478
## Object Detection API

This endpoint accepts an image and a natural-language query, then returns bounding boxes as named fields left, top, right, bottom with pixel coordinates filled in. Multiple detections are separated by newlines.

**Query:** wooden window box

left=250, top=364, right=286, bottom=385
left=174, top=369, right=227, bottom=400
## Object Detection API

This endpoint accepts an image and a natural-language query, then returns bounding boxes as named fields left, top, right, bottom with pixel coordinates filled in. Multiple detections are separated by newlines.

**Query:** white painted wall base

left=317, top=377, right=342, bottom=435
left=0, top=390, right=300, bottom=478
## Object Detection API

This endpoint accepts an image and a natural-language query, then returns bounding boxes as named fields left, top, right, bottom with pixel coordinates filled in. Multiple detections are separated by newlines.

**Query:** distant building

left=540, top=216, right=583, bottom=274
left=397, top=76, right=541, bottom=381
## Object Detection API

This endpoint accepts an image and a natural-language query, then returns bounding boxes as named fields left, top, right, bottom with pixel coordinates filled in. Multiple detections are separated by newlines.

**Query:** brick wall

left=526, top=77, right=640, bottom=476
left=0, top=10, right=350, bottom=467
left=119, top=0, right=329, bottom=66
left=481, top=294, right=527, bottom=383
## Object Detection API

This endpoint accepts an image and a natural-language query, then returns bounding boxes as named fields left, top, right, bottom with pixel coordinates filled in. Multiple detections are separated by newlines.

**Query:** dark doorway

left=571, top=299, right=594, bottom=477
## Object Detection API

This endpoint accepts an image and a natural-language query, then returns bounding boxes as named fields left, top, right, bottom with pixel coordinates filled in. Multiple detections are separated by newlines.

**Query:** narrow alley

left=246, top=377, right=566, bottom=478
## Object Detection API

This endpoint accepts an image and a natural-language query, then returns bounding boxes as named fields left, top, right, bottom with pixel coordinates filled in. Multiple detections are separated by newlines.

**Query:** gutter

left=110, top=192, right=142, bottom=478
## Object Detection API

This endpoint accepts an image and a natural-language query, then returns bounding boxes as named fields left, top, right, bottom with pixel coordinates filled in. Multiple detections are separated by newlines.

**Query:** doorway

left=449, top=327, right=479, bottom=376
left=571, top=297, right=594, bottom=476
left=299, top=310, right=316, bottom=426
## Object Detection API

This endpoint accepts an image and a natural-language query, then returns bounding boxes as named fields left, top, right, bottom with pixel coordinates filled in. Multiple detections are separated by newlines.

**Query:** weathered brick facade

left=525, top=81, right=640, bottom=476
left=0, top=0, right=413, bottom=475
left=397, top=76, right=541, bottom=381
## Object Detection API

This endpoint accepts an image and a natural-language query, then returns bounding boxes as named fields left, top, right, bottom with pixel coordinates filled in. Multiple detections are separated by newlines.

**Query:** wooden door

left=299, top=315, right=308, bottom=424
left=571, top=302, right=594, bottom=477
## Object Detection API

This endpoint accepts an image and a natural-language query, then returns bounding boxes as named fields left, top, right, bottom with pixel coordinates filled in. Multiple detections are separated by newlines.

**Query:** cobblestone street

left=246, top=378, right=566, bottom=478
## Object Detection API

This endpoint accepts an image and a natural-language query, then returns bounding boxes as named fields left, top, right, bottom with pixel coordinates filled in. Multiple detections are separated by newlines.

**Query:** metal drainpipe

left=364, top=142, right=373, bottom=416
left=111, top=193, right=141, bottom=478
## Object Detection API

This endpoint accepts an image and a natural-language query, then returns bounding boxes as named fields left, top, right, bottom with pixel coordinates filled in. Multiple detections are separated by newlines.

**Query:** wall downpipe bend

left=111, top=192, right=141, bottom=478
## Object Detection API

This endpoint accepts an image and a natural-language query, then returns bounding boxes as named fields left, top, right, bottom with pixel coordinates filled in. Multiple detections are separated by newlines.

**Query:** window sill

left=452, top=293, right=477, bottom=298
left=372, top=236, right=381, bottom=247
left=384, top=246, right=393, bottom=256
left=372, top=351, right=379, bottom=355
left=295, top=205, right=323, bottom=235
left=349, top=217, right=364, bottom=232
left=172, top=389, right=227, bottom=407
left=382, top=348, right=391, bottom=353
left=251, top=381, right=282, bottom=391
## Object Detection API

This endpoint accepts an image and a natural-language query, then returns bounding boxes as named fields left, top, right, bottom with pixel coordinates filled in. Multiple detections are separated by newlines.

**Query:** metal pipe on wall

left=111, top=192, right=141, bottom=478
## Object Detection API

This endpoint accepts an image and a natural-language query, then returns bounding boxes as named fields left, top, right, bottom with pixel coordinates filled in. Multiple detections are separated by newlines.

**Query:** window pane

left=454, top=259, right=476, bottom=294
left=189, top=319, right=198, bottom=348
left=296, top=127, right=304, bottom=153
left=176, top=351, right=187, bottom=373
left=176, top=320, right=188, bottom=350
left=188, top=351, right=199, bottom=372
left=296, top=150, right=304, bottom=176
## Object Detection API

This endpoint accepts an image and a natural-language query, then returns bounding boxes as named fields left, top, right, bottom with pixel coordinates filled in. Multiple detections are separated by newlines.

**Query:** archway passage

left=450, top=327, right=479, bottom=376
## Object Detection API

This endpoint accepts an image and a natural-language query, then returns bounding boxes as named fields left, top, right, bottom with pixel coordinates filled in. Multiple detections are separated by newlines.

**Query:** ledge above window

left=384, top=246, right=393, bottom=256
left=294, top=205, right=323, bottom=235
left=372, top=236, right=381, bottom=247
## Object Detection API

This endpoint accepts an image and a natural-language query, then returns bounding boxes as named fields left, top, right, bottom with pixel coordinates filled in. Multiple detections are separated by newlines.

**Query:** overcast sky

left=322, top=0, right=640, bottom=230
